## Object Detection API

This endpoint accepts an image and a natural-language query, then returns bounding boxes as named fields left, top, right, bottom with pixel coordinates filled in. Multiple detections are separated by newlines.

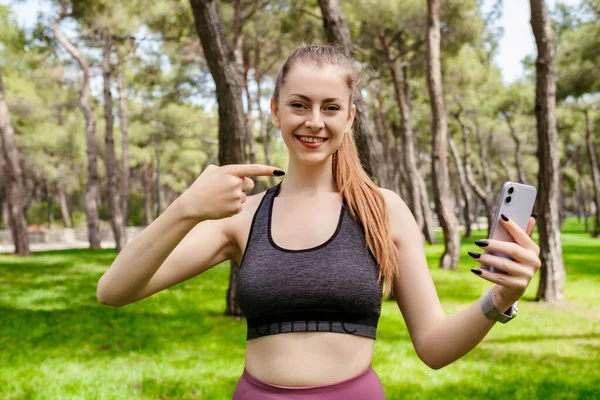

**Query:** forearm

left=96, top=198, right=202, bottom=306
left=417, top=289, right=514, bottom=370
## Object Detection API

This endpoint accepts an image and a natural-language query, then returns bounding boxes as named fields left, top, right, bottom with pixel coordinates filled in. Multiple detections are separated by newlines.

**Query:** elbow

left=414, top=346, right=450, bottom=370
left=422, top=358, right=448, bottom=370
left=96, top=278, right=127, bottom=307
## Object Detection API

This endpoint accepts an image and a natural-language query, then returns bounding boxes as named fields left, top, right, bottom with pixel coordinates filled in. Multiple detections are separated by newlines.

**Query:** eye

left=324, top=105, right=340, bottom=111
left=290, top=102, right=306, bottom=109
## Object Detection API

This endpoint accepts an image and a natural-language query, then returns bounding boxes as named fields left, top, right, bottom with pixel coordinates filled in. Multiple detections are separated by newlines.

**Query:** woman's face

left=270, top=61, right=356, bottom=166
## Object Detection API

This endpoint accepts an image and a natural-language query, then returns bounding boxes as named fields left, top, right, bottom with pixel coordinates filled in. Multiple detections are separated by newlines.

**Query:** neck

left=279, top=155, right=337, bottom=197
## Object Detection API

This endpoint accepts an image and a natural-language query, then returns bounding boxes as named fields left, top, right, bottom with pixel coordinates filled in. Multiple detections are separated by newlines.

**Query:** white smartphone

left=482, top=181, right=537, bottom=273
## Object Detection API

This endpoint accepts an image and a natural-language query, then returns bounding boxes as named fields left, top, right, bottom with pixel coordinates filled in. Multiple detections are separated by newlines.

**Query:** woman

left=97, top=44, right=541, bottom=399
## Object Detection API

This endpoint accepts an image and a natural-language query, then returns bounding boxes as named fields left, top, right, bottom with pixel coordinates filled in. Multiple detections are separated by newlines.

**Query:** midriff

left=244, top=331, right=374, bottom=386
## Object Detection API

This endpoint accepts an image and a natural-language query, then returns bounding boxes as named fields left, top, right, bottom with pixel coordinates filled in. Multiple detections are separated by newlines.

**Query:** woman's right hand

left=176, top=164, right=284, bottom=221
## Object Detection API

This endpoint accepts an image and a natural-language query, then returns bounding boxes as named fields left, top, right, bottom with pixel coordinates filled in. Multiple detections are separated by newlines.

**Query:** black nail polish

left=474, top=240, right=489, bottom=247
left=471, top=268, right=482, bottom=276
left=531, top=212, right=538, bottom=220
left=501, top=214, right=509, bottom=222
left=468, top=251, right=481, bottom=259
left=274, top=170, right=285, bottom=176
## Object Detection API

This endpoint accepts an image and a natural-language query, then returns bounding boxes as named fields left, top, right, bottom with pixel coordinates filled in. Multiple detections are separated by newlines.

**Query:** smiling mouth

left=294, top=135, right=328, bottom=143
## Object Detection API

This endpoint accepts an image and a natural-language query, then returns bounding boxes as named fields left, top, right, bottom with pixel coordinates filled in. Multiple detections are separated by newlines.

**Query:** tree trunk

left=117, top=63, right=131, bottom=228
left=417, top=171, right=437, bottom=244
left=379, top=34, right=424, bottom=231
left=317, top=0, right=388, bottom=186
left=0, top=70, right=30, bottom=255
left=0, top=159, right=10, bottom=231
left=449, top=135, right=473, bottom=238
left=45, top=180, right=54, bottom=229
left=458, top=114, right=495, bottom=237
left=255, top=73, right=275, bottom=187
left=56, top=182, right=72, bottom=228
left=503, top=113, right=528, bottom=184
left=142, top=163, right=154, bottom=226
left=102, top=31, right=127, bottom=252
left=575, top=146, right=590, bottom=232
left=190, top=0, right=248, bottom=317
left=530, top=0, right=565, bottom=302
left=53, top=3, right=101, bottom=249
left=426, top=0, right=460, bottom=269
left=584, top=108, right=600, bottom=237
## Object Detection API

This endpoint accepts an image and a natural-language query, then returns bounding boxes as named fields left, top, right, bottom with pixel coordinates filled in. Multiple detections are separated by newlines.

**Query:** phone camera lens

left=506, top=196, right=512, bottom=204
left=508, top=187, right=514, bottom=194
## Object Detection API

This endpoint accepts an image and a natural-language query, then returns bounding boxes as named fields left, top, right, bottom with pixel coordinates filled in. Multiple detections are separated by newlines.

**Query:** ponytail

left=333, top=132, right=398, bottom=297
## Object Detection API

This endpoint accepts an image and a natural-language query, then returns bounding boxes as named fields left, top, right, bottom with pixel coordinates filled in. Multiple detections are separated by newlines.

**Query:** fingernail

left=471, top=268, right=482, bottom=275
left=531, top=212, right=538, bottom=220
left=474, top=240, right=489, bottom=247
left=468, top=251, right=481, bottom=259
left=274, top=170, right=285, bottom=176
left=501, top=214, right=509, bottom=222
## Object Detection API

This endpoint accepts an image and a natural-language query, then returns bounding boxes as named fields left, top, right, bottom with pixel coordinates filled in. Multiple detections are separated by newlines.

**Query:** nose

left=305, top=109, right=324, bottom=130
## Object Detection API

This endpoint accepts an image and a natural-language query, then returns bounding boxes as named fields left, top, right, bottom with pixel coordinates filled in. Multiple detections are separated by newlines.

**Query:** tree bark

left=426, top=0, right=461, bottom=269
left=379, top=33, right=425, bottom=231
left=0, top=70, right=30, bottom=255
left=53, top=2, right=101, bottom=249
left=117, top=61, right=131, bottom=228
left=0, top=158, right=10, bottom=231
left=56, top=182, right=72, bottom=228
left=317, top=0, right=388, bottom=186
left=457, top=114, right=495, bottom=237
left=102, top=31, right=127, bottom=252
left=584, top=108, right=600, bottom=237
left=449, top=135, right=473, bottom=238
left=503, top=112, right=528, bottom=184
left=142, top=163, right=154, bottom=226
left=190, top=0, right=248, bottom=317
left=417, top=170, right=437, bottom=244
left=254, top=71, right=275, bottom=187
left=530, top=0, right=566, bottom=302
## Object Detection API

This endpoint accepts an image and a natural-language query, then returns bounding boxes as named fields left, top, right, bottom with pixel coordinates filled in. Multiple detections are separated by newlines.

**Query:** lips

left=294, top=134, right=328, bottom=148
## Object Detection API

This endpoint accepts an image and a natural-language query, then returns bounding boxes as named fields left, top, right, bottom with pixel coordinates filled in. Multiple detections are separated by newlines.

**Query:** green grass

left=1, top=217, right=599, bottom=399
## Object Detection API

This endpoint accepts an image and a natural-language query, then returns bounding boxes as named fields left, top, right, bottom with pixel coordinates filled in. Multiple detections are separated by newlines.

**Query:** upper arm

left=131, top=217, right=234, bottom=302
left=379, top=188, right=445, bottom=353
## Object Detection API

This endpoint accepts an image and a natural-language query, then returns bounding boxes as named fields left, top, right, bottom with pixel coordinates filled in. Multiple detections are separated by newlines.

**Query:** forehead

left=280, top=61, right=351, bottom=101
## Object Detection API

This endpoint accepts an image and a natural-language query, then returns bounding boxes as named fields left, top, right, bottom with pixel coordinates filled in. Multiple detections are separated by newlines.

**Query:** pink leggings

left=232, top=364, right=386, bottom=399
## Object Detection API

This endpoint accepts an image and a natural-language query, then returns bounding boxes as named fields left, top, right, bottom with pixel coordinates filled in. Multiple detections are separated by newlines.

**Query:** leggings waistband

left=241, top=364, right=374, bottom=391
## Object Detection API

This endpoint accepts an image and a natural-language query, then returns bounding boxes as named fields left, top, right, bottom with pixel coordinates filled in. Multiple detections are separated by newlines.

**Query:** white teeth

left=298, top=136, right=326, bottom=143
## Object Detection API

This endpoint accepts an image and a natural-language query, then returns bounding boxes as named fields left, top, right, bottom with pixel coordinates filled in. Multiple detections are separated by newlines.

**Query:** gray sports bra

left=236, top=182, right=383, bottom=340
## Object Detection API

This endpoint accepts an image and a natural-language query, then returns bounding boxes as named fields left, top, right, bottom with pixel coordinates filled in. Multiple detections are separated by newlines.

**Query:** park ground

left=0, top=218, right=598, bottom=399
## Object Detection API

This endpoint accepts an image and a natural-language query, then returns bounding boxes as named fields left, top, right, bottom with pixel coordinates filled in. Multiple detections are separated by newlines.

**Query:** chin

left=291, top=153, right=334, bottom=166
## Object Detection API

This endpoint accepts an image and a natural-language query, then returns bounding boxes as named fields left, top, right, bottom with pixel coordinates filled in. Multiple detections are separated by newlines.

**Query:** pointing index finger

left=223, top=164, right=285, bottom=178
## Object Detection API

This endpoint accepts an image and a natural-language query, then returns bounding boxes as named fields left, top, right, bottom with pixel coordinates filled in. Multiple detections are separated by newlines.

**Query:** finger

left=473, top=239, right=540, bottom=266
left=471, top=267, right=529, bottom=292
left=499, top=214, right=538, bottom=252
left=468, top=252, right=530, bottom=277
left=223, top=164, right=285, bottom=178
left=241, top=177, right=254, bottom=192
left=526, top=216, right=536, bottom=236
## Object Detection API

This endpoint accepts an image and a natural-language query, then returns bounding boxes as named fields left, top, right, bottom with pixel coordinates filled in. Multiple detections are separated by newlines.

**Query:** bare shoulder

left=377, top=187, right=421, bottom=246
left=377, top=187, right=412, bottom=220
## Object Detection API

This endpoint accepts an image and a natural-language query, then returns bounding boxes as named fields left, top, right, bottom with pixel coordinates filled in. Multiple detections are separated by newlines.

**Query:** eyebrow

left=288, top=93, right=344, bottom=104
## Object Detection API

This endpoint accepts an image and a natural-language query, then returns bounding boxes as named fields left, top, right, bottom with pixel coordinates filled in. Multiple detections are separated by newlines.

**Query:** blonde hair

left=273, top=44, right=398, bottom=297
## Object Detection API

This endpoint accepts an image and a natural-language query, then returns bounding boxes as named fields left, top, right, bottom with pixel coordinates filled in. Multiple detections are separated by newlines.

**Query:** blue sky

left=1, top=0, right=583, bottom=84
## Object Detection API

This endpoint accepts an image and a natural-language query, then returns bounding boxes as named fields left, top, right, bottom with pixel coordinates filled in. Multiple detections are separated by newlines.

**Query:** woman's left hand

left=469, top=214, right=541, bottom=310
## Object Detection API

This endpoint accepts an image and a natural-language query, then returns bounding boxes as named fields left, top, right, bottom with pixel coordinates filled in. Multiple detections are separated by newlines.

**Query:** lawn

left=1, top=217, right=598, bottom=399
